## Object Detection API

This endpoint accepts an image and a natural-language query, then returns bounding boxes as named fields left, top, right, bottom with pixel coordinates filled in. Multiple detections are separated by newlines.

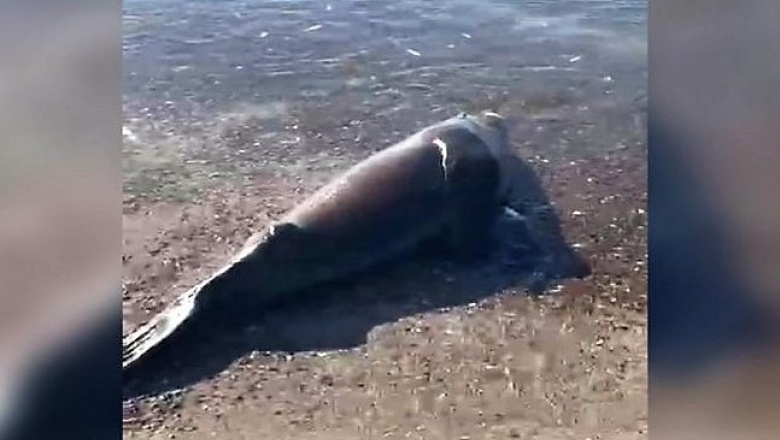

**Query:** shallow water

left=123, top=0, right=646, bottom=197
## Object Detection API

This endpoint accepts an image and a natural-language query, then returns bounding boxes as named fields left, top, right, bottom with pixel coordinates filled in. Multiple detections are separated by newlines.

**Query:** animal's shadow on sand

left=123, top=157, right=584, bottom=399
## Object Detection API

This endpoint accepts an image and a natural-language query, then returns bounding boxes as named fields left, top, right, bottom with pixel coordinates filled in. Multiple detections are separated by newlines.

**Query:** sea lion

left=122, top=111, right=588, bottom=371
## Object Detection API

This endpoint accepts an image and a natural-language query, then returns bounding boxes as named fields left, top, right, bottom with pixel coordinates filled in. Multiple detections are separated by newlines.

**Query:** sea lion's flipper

left=495, top=206, right=546, bottom=268
left=509, top=201, right=591, bottom=286
left=122, top=223, right=308, bottom=371
left=433, top=126, right=502, bottom=261
left=122, top=285, right=201, bottom=369
left=499, top=156, right=591, bottom=292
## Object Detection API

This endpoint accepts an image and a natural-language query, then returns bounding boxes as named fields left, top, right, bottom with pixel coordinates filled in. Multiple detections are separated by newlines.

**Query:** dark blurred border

left=1, top=307, right=122, bottom=440
left=0, top=0, right=121, bottom=439
left=648, top=114, right=772, bottom=375
left=651, top=0, right=780, bottom=438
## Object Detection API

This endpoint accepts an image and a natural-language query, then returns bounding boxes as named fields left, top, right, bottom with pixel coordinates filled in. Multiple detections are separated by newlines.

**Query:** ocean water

left=123, top=0, right=646, bottom=186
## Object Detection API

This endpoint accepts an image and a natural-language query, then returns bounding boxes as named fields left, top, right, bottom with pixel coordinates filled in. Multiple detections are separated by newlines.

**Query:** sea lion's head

left=438, top=111, right=512, bottom=160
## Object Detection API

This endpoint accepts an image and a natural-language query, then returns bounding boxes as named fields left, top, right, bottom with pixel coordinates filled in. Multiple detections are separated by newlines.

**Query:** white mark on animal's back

left=432, top=137, right=449, bottom=179
left=503, top=206, right=526, bottom=220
